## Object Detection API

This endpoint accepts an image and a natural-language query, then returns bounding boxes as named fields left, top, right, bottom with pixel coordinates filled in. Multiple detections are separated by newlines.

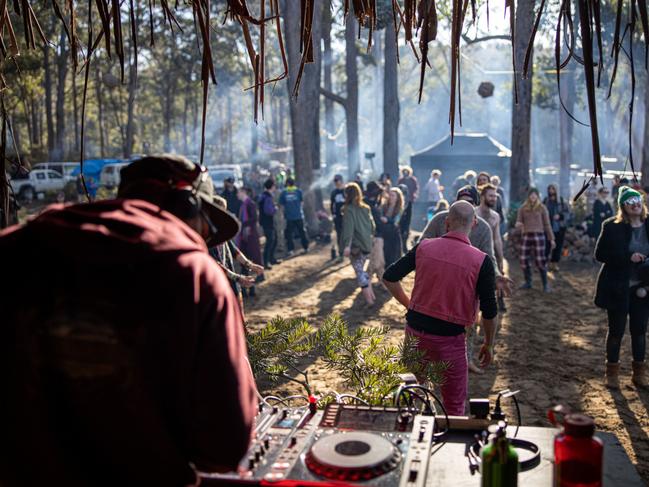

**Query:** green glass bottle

left=481, top=422, right=519, bottom=487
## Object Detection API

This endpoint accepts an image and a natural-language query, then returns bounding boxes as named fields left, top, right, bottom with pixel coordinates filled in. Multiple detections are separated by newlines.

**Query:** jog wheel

left=305, top=432, right=401, bottom=481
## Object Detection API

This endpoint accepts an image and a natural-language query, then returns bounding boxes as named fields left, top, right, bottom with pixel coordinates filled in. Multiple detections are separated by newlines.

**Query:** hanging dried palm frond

left=417, top=0, right=437, bottom=104
left=292, top=0, right=315, bottom=97
left=0, top=0, right=645, bottom=216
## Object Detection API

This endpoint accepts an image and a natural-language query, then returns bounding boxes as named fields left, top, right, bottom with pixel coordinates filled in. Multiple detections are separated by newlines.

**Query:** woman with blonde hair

left=381, top=187, right=405, bottom=267
left=342, top=182, right=376, bottom=305
left=516, top=188, right=555, bottom=292
left=595, top=186, right=649, bottom=389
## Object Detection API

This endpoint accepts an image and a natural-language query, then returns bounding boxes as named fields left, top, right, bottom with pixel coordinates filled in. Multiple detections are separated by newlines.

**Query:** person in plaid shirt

left=516, top=188, right=556, bottom=292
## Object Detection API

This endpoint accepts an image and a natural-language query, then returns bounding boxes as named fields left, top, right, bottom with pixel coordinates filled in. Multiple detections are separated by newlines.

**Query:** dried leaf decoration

left=0, top=0, right=646, bottom=221
left=576, top=0, right=603, bottom=181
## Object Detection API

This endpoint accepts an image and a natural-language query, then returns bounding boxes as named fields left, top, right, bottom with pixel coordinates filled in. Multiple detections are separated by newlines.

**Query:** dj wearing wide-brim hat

left=119, top=153, right=240, bottom=246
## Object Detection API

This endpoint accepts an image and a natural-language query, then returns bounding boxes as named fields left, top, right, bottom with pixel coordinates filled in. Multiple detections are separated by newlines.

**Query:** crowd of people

left=2, top=152, right=648, bottom=486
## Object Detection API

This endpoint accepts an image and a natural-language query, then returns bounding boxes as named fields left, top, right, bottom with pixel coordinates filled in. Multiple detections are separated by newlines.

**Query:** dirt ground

left=245, top=242, right=649, bottom=483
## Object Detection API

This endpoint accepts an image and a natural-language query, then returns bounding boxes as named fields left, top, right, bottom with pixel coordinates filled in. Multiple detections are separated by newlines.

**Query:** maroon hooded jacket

left=0, top=199, right=258, bottom=487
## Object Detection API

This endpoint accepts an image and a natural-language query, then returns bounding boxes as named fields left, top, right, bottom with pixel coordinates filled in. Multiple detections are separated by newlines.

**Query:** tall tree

left=43, top=28, right=55, bottom=158
left=345, top=16, right=360, bottom=179
left=95, top=68, right=106, bottom=158
left=124, top=57, right=138, bottom=157
left=383, top=19, right=399, bottom=180
left=559, top=68, right=575, bottom=200
left=285, top=0, right=322, bottom=232
left=642, top=81, right=649, bottom=188
left=322, top=0, right=335, bottom=167
left=71, top=71, right=80, bottom=153
left=124, top=8, right=141, bottom=158
left=509, top=0, right=536, bottom=203
left=53, top=25, right=68, bottom=160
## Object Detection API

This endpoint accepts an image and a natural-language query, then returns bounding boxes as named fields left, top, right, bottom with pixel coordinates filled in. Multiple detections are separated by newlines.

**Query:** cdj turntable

left=200, top=402, right=436, bottom=486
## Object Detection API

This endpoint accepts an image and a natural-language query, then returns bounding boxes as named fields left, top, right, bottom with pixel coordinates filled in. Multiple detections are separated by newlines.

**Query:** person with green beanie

left=595, top=185, right=649, bottom=389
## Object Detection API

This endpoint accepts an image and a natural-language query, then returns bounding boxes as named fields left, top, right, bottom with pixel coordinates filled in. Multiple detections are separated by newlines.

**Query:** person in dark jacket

left=592, top=186, right=613, bottom=239
left=543, top=184, right=571, bottom=270
left=381, top=187, right=405, bottom=267
left=279, top=177, right=309, bottom=255
left=398, top=167, right=419, bottom=252
left=221, top=176, right=242, bottom=216
left=330, top=174, right=346, bottom=259
left=258, top=178, right=280, bottom=268
left=595, top=186, right=649, bottom=389
left=0, top=155, right=258, bottom=487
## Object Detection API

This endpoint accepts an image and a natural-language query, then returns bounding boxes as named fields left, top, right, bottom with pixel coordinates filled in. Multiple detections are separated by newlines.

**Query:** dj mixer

left=200, top=402, right=436, bottom=486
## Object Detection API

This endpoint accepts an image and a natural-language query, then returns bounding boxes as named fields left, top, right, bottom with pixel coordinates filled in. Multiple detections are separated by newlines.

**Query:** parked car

left=208, top=167, right=241, bottom=192
left=208, top=164, right=242, bottom=179
left=32, top=162, right=80, bottom=182
left=10, top=169, right=65, bottom=202
left=100, top=162, right=130, bottom=188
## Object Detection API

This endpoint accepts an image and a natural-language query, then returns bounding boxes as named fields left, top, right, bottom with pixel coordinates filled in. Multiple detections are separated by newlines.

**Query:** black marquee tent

left=408, top=133, right=511, bottom=230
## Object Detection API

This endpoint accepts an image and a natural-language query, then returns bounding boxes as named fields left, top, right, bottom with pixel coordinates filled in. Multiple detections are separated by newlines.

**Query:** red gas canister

left=549, top=406, right=603, bottom=487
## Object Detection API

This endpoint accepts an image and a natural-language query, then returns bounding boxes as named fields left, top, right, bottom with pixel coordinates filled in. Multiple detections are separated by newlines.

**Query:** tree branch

left=462, top=34, right=512, bottom=45
left=320, top=87, right=347, bottom=108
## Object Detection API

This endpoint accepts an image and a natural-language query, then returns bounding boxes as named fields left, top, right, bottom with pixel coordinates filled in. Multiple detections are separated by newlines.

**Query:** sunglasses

left=624, top=196, right=643, bottom=206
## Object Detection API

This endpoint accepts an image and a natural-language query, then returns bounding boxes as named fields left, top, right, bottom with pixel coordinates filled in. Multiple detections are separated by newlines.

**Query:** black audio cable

left=394, top=385, right=449, bottom=440
left=491, top=389, right=522, bottom=438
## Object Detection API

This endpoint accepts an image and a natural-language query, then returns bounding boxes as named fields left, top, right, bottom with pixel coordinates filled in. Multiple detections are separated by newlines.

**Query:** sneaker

left=270, top=259, right=283, bottom=265
left=519, top=282, right=532, bottom=290
left=286, top=251, right=295, bottom=258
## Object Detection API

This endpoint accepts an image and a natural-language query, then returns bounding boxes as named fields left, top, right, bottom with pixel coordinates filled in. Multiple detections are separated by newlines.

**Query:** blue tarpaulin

left=70, top=159, right=122, bottom=180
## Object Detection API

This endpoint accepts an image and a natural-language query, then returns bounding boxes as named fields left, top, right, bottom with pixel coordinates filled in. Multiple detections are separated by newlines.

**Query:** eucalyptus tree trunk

left=383, top=20, right=399, bottom=181
left=559, top=69, right=575, bottom=200
left=72, top=71, right=80, bottom=153
left=509, top=0, right=536, bottom=203
left=285, top=0, right=322, bottom=233
left=345, top=17, right=360, bottom=179
left=124, top=57, right=137, bottom=158
left=95, top=68, right=106, bottom=158
left=642, top=82, right=649, bottom=188
left=322, top=0, right=335, bottom=168
left=43, top=44, right=54, bottom=158
left=53, top=26, right=68, bottom=161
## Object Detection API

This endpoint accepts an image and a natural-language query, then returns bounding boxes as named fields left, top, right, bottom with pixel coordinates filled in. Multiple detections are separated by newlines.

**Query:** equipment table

left=426, top=426, right=645, bottom=486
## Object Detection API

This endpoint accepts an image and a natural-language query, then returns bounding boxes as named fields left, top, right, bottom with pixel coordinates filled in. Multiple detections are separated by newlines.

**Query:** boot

left=519, top=266, right=532, bottom=289
left=632, top=361, right=648, bottom=388
left=605, top=362, right=620, bottom=389
left=540, top=269, right=551, bottom=292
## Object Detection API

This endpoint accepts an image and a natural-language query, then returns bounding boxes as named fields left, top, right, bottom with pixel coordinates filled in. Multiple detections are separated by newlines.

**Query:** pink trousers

left=406, top=326, right=468, bottom=416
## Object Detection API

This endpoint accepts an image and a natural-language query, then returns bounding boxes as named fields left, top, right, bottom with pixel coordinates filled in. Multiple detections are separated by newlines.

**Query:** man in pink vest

left=383, top=200, right=497, bottom=415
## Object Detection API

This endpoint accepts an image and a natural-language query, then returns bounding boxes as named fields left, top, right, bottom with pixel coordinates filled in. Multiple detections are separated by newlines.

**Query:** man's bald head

left=446, top=200, right=476, bottom=234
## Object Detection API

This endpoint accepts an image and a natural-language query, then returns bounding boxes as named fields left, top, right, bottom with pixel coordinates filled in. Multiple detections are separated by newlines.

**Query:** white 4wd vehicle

left=100, top=162, right=130, bottom=188
left=10, top=169, right=65, bottom=201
